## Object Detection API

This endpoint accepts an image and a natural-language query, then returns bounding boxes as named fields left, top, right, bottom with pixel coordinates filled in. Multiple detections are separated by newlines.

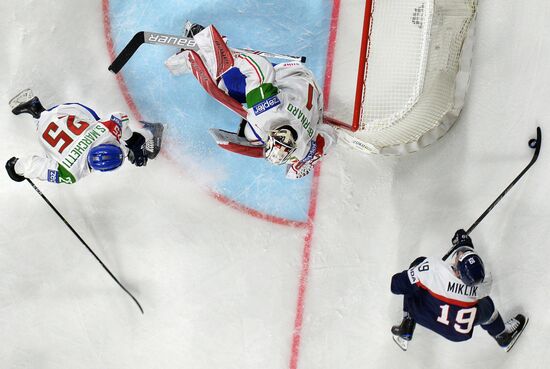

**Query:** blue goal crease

left=108, top=0, right=332, bottom=222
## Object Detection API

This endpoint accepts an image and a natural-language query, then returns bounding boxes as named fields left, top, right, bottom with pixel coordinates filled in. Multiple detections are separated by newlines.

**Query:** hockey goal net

left=324, top=0, right=478, bottom=155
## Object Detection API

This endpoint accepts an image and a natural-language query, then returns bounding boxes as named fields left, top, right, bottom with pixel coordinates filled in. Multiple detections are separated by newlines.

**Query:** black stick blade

left=108, top=32, right=145, bottom=74
left=532, top=127, right=542, bottom=160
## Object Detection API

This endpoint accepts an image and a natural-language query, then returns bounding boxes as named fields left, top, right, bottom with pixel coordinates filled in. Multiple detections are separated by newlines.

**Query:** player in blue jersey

left=390, top=229, right=528, bottom=352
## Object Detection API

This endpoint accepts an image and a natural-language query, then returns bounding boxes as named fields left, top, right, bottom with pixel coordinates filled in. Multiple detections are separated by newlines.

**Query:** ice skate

left=9, top=89, right=45, bottom=119
left=140, top=121, right=165, bottom=159
left=494, top=314, right=528, bottom=352
left=391, top=316, right=416, bottom=351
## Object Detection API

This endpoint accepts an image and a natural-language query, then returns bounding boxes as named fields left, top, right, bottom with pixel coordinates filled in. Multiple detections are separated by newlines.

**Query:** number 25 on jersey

left=42, top=115, right=90, bottom=154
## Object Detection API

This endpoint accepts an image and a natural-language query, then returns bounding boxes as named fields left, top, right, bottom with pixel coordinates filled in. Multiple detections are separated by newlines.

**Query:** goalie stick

left=442, top=126, right=542, bottom=261
left=108, top=31, right=306, bottom=74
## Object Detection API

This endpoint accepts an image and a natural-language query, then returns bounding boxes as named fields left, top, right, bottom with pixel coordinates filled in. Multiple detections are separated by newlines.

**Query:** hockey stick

left=26, top=179, right=144, bottom=314
left=231, top=47, right=306, bottom=63
left=108, top=31, right=306, bottom=74
left=442, top=126, right=542, bottom=261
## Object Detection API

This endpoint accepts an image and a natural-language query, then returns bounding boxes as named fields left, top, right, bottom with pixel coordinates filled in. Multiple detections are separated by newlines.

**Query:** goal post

left=325, top=0, right=478, bottom=155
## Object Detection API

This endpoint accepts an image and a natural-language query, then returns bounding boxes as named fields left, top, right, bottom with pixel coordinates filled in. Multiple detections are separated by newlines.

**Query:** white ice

left=1, top=1, right=549, bottom=369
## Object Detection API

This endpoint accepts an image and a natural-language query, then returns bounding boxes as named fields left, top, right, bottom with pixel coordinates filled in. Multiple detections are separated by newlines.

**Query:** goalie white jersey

left=165, top=24, right=337, bottom=178
left=235, top=57, right=333, bottom=162
left=15, top=104, right=133, bottom=184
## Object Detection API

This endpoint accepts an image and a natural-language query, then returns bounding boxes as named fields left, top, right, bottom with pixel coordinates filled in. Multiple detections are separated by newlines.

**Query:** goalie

left=165, top=23, right=337, bottom=179
left=5, top=89, right=164, bottom=184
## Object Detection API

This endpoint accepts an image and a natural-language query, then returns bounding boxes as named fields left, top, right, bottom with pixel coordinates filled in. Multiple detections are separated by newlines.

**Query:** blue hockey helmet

left=456, top=250, right=485, bottom=286
left=87, top=144, right=124, bottom=172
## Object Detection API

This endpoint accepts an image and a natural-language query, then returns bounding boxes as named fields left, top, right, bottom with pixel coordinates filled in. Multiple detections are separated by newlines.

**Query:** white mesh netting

left=354, top=0, right=478, bottom=155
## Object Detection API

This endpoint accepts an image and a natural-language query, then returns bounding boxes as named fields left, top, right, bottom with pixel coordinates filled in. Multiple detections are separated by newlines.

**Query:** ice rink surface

left=1, top=1, right=549, bottom=368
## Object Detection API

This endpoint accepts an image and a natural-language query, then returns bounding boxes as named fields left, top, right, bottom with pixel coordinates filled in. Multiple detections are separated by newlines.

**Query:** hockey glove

left=452, top=229, right=473, bottom=248
left=409, top=256, right=427, bottom=269
left=5, top=157, right=25, bottom=182
left=125, top=132, right=148, bottom=167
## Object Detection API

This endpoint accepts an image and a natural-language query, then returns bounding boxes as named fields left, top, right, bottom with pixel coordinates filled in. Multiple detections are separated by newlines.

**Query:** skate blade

left=141, top=122, right=165, bottom=159
left=140, top=121, right=165, bottom=136
left=9, top=89, right=34, bottom=109
left=505, top=317, right=529, bottom=352
left=392, top=335, right=409, bottom=351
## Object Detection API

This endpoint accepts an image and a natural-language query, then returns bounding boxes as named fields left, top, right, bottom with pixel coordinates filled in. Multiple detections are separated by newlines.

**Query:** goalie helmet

left=87, top=144, right=124, bottom=172
left=264, top=126, right=298, bottom=165
left=455, top=248, right=485, bottom=286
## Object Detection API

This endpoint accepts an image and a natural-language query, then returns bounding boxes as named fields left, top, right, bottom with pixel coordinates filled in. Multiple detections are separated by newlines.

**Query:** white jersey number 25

left=42, top=115, right=90, bottom=154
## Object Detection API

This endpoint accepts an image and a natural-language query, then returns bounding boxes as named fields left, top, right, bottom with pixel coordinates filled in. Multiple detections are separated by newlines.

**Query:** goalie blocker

left=208, top=128, right=263, bottom=158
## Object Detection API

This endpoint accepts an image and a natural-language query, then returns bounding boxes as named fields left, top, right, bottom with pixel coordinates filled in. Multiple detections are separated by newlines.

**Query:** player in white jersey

left=390, top=230, right=528, bottom=352
left=165, top=23, right=337, bottom=179
left=5, top=90, right=163, bottom=184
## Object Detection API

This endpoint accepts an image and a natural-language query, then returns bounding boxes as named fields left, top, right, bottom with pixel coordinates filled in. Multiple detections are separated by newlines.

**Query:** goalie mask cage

left=325, top=0, right=478, bottom=155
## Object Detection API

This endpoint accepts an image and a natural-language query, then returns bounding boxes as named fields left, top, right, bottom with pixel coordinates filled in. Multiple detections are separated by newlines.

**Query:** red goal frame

left=323, top=0, right=373, bottom=132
